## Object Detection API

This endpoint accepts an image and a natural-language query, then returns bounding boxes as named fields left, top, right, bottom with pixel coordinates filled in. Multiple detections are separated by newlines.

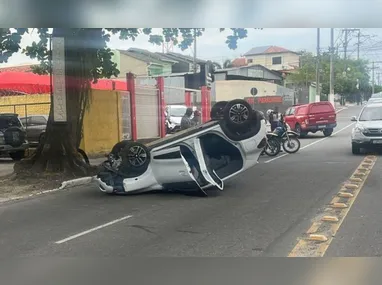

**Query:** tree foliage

left=287, top=51, right=371, bottom=98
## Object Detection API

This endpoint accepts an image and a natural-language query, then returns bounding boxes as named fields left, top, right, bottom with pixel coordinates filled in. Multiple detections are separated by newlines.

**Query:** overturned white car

left=96, top=99, right=267, bottom=196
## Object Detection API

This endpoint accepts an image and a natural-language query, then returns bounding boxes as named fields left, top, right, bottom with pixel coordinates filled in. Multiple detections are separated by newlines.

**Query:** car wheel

left=39, top=133, right=46, bottom=144
left=323, top=128, right=333, bottom=137
left=110, top=140, right=131, bottom=158
left=121, top=141, right=150, bottom=172
left=223, top=99, right=254, bottom=131
left=295, top=124, right=307, bottom=138
left=210, top=101, right=228, bottom=120
left=352, top=144, right=361, bottom=155
left=9, top=150, right=25, bottom=161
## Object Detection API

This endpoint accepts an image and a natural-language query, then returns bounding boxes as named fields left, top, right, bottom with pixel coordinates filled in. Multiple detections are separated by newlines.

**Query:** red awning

left=0, top=71, right=127, bottom=94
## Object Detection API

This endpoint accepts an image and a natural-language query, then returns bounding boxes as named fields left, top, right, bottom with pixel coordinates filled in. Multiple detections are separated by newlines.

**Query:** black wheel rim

left=229, top=103, right=249, bottom=124
left=127, top=146, right=147, bottom=167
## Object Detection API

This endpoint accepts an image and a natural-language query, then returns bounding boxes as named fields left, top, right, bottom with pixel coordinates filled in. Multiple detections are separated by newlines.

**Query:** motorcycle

left=265, top=116, right=301, bottom=155
left=263, top=133, right=282, bottom=156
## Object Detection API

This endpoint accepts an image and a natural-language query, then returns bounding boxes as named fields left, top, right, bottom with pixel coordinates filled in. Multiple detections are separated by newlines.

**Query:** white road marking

left=54, top=215, right=133, bottom=244
left=264, top=122, right=355, bottom=163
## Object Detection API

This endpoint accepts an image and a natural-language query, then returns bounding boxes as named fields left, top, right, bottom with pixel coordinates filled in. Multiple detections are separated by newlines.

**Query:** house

left=111, top=48, right=177, bottom=80
left=210, top=64, right=295, bottom=109
left=231, top=58, right=248, bottom=68
left=157, top=52, right=207, bottom=74
left=243, top=46, right=300, bottom=71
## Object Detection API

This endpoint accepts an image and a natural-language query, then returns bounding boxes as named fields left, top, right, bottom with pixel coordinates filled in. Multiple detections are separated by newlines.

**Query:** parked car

left=19, top=115, right=48, bottom=146
left=284, top=101, right=337, bottom=137
left=0, top=113, right=29, bottom=160
left=96, top=99, right=267, bottom=196
left=165, top=105, right=197, bottom=134
left=367, top=93, right=382, bottom=105
left=351, top=101, right=382, bottom=154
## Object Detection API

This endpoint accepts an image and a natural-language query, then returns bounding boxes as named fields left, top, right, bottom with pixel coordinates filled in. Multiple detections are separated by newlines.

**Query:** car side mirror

left=351, top=116, right=357, bottom=121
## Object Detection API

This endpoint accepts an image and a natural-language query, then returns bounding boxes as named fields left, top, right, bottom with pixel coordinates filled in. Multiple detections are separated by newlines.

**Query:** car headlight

left=353, top=124, right=365, bottom=133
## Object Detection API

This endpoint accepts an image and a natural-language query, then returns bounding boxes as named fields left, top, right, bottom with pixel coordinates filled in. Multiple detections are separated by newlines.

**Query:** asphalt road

left=0, top=105, right=380, bottom=262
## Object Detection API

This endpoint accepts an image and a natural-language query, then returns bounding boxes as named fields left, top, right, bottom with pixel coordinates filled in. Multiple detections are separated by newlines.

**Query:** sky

left=2, top=28, right=382, bottom=68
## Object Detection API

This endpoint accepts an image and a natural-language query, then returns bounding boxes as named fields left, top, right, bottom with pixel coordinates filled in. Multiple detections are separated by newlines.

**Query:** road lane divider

left=288, top=155, right=377, bottom=257
left=54, top=215, right=133, bottom=244
left=264, top=122, right=355, bottom=163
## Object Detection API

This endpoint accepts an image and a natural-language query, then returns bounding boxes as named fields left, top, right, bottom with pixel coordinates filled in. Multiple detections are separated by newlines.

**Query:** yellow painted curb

left=350, top=177, right=362, bottom=182
left=308, top=234, right=328, bottom=242
left=338, top=192, right=354, bottom=198
left=288, top=155, right=377, bottom=257
left=331, top=202, right=348, bottom=208
left=344, top=184, right=359, bottom=189
left=321, top=216, right=339, bottom=222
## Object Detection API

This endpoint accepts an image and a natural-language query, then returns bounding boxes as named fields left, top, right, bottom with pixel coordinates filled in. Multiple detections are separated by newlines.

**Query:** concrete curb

left=0, top=176, right=96, bottom=205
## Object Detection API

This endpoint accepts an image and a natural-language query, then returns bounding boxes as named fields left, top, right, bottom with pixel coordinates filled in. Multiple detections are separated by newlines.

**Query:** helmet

left=266, top=109, right=274, bottom=116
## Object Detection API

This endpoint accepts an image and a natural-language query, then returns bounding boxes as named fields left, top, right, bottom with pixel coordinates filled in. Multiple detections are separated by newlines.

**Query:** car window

left=30, top=116, right=47, bottom=125
left=286, top=107, right=295, bottom=115
left=169, top=107, right=187, bottom=117
left=0, top=116, right=22, bottom=129
left=296, top=106, right=307, bottom=115
left=310, top=104, right=333, bottom=113
left=19, top=117, right=29, bottom=126
left=371, top=93, right=382, bottom=98
left=359, top=106, right=382, bottom=121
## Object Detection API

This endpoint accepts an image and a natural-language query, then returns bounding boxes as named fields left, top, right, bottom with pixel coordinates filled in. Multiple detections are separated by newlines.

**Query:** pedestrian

left=192, top=109, right=201, bottom=126
left=180, top=107, right=194, bottom=130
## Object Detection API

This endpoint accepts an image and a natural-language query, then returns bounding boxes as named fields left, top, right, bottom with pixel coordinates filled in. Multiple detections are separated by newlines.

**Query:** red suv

left=284, top=102, right=337, bottom=137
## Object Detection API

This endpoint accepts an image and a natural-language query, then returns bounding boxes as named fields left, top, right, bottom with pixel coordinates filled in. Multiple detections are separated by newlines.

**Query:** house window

left=272, top=56, right=282, bottom=65
left=247, top=59, right=253, bottom=63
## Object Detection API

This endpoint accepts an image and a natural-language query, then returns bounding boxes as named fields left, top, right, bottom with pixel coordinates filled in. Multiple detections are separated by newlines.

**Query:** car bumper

left=352, top=135, right=382, bottom=148
left=0, top=142, right=29, bottom=153
left=303, top=123, right=337, bottom=132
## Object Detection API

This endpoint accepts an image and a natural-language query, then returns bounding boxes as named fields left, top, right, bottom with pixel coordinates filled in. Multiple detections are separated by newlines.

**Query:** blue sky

left=2, top=28, right=382, bottom=68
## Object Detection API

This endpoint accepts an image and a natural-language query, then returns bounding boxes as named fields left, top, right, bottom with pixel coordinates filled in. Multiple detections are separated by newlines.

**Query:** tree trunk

left=14, top=29, right=95, bottom=178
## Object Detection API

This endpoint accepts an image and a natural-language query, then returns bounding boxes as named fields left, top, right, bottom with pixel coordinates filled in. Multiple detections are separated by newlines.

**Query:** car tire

left=39, top=133, right=46, bottom=144
left=323, top=128, right=333, bottom=137
left=223, top=99, right=254, bottom=131
left=110, top=140, right=131, bottom=158
left=210, top=101, right=228, bottom=120
left=4, top=127, right=26, bottom=147
left=295, top=124, right=307, bottom=138
left=120, top=141, right=150, bottom=173
left=77, top=148, right=90, bottom=165
left=352, top=144, right=361, bottom=155
left=9, top=150, right=25, bottom=161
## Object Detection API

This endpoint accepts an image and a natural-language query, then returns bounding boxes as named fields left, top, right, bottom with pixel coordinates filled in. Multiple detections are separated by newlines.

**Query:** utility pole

left=329, top=28, right=335, bottom=107
left=342, top=28, right=361, bottom=60
left=193, top=28, right=197, bottom=73
left=315, top=28, right=320, bottom=102
left=357, top=30, right=360, bottom=60
left=344, top=29, right=348, bottom=60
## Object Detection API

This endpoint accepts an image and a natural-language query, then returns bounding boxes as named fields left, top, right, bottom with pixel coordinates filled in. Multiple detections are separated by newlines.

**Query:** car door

left=150, top=145, right=208, bottom=195
left=308, top=103, right=334, bottom=126
left=284, top=107, right=296, bottom=128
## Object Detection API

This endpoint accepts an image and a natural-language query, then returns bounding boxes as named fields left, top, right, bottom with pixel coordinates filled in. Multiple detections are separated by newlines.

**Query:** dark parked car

left=19, top=115, right=48, bottom=147
left=0, top=113, right=29, bottom=160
